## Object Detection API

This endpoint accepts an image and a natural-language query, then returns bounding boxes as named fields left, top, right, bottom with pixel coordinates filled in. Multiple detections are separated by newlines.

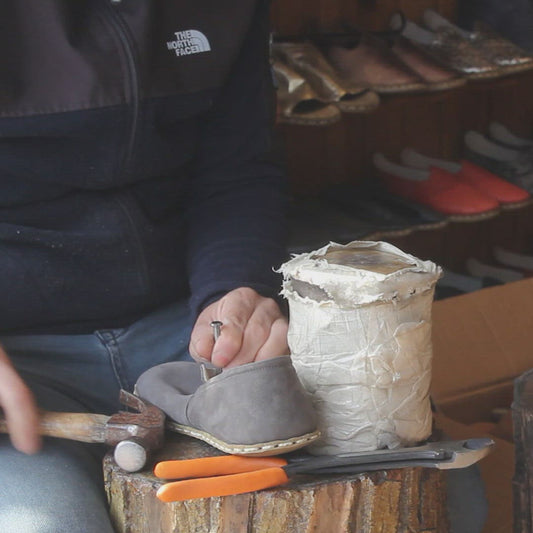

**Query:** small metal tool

left=199, top=321, right=224, bottom=381
left=210, top=320, right=223, bottom=341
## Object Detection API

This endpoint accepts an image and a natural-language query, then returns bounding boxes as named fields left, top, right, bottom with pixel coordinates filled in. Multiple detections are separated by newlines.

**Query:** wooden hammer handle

left=0, top=411, right=111, bottom=444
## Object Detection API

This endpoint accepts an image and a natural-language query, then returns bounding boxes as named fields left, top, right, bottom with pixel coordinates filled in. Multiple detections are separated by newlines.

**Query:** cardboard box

left=431, top=278, right=533, bottom=533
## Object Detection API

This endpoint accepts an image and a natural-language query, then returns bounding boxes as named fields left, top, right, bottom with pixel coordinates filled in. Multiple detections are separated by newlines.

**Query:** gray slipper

left=134, top=357, right=320, bottom=456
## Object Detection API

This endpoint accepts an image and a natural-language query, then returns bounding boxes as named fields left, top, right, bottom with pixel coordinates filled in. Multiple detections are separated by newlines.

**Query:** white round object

left=114, top=440, right=147, bottom=472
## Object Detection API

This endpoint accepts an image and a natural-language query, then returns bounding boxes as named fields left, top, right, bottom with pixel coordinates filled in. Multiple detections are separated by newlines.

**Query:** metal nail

left=202, top=321, right=224, bottom=381
left=210, top=320, right=223, bottom=342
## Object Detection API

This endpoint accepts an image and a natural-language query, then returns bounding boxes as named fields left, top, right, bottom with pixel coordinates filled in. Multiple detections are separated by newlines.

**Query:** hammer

left=0, top=390, right=165, bottom=472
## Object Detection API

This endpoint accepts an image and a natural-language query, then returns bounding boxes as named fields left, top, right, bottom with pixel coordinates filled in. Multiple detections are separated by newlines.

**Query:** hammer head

left=106, top=390, right=165, bottom=453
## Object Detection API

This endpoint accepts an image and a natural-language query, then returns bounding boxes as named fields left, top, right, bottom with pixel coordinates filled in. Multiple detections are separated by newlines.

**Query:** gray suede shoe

left=134, top=357, right=320, bottom=456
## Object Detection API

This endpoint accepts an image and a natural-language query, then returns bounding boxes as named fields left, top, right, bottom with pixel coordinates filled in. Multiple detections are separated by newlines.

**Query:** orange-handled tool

left=158, top=466, right=290, bottom=502
left=155, top=455, right=287, bottom=479
left=156, top=456, right=288, bottom=502
left=155, top=438, right=494, bottom=502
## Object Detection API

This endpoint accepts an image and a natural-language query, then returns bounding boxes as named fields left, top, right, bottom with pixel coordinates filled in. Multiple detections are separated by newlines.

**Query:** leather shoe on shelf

left=401, top=148, right=531, bottom=210
left=422, top=9, right=533, bottom=76
left=323, top=181, right=449, bottom=235
left=271, top=41, right=380, bottom=113
left=389, top=13, right=500, bottom=80
left=319, top=31, right=429, bottom=94
left=272, top=59, right=341, bottom=126
left=464, top=130, right=533, bottom=193
left=488, top=121, right=533, bottom=151
left=135, top=357, right=320, bottom=456
left=383, top=33, right=466, bottom=92
left=374, top=152, right=500, bottom=221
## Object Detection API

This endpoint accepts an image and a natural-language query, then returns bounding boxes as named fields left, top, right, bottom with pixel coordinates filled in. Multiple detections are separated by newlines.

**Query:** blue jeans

left=0, top=300, right=487, bottom=532
left=0, top=301, right=193, bottom=533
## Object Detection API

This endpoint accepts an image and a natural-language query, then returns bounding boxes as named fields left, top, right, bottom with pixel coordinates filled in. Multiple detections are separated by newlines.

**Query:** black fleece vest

left=0, top=0, right=286, bottom=332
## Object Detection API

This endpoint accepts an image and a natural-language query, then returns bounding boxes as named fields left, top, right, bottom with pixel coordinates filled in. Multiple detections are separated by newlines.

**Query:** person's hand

left=0, top=345, right=41, bottom=453
left=189, top=287, right=289, bottom=368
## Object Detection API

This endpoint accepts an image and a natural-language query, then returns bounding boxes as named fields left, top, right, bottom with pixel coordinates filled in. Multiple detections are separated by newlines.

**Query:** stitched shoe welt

left=135, top=357, right=320, bottom=456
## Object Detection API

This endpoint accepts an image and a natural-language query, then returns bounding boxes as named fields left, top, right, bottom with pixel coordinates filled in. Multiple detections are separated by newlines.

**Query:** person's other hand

left=189, top=287, right=289, bottom=368
left=0, top=345, right=41, bottom=453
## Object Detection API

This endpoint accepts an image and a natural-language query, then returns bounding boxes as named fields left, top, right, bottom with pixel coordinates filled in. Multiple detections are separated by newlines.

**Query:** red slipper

left=374, top=153, right=500, bottom=221
left=401, top=148, right=531, bottom=209
left=458, top=160, right=531, bottom=209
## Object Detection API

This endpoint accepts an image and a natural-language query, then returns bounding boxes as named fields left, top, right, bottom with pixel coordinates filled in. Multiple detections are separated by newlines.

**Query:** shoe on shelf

left=323, top=181, right=449, bottom=235
left=493, top=245, right=533, bottom=274
left=271, top=41, right=380, bottom=113
left=456, top=0, right=533, bottom=54
left=287, top=196, right=381, bottom=254
left=374, top=152, right=500, bottom=221
left=389, top=12, right=500, bottom=80
left=401, top=147, right=531, bottom=209
left=434, top=283, right=468, bottom=300
left=488, top=121, right=533, bottom=150
left=435, top=269, right=503, bottom=299
left=422, top=9, right=533, bottom=75
left=135, top=358, right=321, bottom=456
left=319, top=30, right=429, bottom=95
left=464, top=130, right=533, bottom=192
left=466, top=257, right=524, bottom=284
left=272, top=60, right=342, bottom=126
left=383, top=32, right=466, bottom=92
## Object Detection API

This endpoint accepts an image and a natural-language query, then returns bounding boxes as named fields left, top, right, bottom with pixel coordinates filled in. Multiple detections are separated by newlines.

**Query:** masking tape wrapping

left=279, top=241, right=442, bottom=455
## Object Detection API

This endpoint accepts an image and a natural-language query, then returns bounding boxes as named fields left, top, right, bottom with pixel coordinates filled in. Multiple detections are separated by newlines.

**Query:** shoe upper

left=135, top=357, right=319, bottom=446
left=380, top=165, right=500, bottom=215
left=459, top=160, right=531, bottom=204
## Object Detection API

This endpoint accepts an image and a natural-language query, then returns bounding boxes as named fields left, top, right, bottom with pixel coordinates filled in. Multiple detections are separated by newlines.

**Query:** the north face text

left=166, top=30, right=211, bottom=56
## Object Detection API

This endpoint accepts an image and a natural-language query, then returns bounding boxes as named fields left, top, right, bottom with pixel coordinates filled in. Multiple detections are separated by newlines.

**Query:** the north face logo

left=166, top=30, right=211, bottom=56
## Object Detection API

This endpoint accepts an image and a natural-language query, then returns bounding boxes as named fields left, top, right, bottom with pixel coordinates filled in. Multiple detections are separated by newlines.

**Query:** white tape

left=279, top=241, right=442, bottom=455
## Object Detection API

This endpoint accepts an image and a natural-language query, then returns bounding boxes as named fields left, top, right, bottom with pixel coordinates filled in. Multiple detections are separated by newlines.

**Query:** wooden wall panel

left=271, top=0, right=458, bottom=35
left=488, top=73, right=533, bottom=137
left=280, top=125, right=329, bottom=195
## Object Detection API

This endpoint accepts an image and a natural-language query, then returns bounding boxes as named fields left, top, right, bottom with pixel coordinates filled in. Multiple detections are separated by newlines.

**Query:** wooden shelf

left=271, top=0, right=533, bottom=271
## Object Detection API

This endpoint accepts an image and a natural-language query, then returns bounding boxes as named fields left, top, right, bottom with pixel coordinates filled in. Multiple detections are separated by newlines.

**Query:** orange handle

left=156, top=467, right=290, bottom=502
left=154, top=455, right=287, bottom=479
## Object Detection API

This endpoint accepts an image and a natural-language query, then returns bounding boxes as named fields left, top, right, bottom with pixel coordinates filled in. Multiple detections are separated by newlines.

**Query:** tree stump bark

left=512, top=368, right=533, bottom=533
left=104, top=433, right=449, bottom=533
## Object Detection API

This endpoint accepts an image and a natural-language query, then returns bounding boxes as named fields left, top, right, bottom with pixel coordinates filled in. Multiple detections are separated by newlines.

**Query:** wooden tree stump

left=512, top=368, right=533, bottom=533
left=104, top=433, right=449, bottom=533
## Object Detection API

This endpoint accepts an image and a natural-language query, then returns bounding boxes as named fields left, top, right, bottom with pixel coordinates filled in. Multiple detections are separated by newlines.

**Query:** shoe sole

left=337, top=91, right=381, bottom=114
left=447, top=207, right=500, bottom=222
left=465, top=69, right=507, bottom=81
left=278, top=114, right=341, bottom=127
left=369, top=82, right=429, bottom=94
left=494, top=62, right=533, bottom=77
left=423, top=77, right=467, bottom=92
left=361, top=218, right=450, bottom=240
left=387, top=218, right=451, bottom=235
left=337, top=101, right=380, bottom=114
left=408, top=218, right=450, bottom=231
left=167, top=421, right=321, bottom=457
left=500, top=197, right=533, bottom=211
